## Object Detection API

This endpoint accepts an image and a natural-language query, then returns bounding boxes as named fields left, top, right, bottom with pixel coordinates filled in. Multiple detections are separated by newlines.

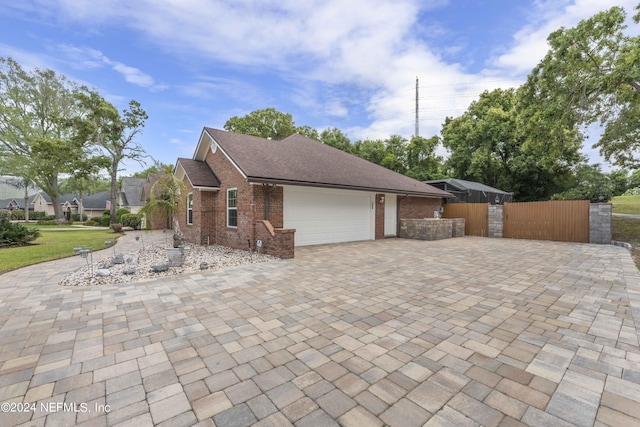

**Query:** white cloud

left=491, top=0, right=639, bottom=74
left=5, top=0, right=636, bottom=163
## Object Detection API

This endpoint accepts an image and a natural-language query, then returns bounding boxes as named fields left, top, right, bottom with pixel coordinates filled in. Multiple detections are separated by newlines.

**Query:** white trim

left=227, top=187, right=238, bottom=228
left=204, top=129, right=247, bottom=179
left=186, top=192, right=193, bottom=225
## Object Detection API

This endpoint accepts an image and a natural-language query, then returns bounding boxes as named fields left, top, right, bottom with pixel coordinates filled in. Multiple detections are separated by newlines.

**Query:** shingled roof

left=176, top=158, right=221, bottom=189
left=193, top=128, right=452, bottom=198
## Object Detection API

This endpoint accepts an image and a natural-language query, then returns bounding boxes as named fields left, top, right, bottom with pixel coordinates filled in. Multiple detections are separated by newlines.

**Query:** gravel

left=59, top=241, right=279, bottom=286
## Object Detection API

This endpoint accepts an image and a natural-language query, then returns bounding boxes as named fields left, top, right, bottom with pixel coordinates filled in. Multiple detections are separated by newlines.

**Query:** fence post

left=589, top=203, right=612, bottom=244
left=488, top=205, right=503, bottom=238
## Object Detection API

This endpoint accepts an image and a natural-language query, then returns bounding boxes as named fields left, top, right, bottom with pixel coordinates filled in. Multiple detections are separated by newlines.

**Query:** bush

left=30, top=211, right=46, bottom=220
left=121, top=213, right=142, bottom=230
left=0, top=221, right=40, bottom=247
left=0, top=209, right=11, bottom=221
left=623, top=187, right=640, bottom=196
left=10, top=209, right=24, bottom=220
left=71, top=213, right=88, bottom=221
left=115, top=208, right=130, bottom=224
left=85, top=214, right=110, bottom=227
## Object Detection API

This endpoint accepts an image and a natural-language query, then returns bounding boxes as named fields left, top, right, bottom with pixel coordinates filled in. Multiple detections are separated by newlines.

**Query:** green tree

left=522, top=4, right=640, bottom=167
left=351, top=139, right=386, bottom=166
left=0, top=57, right=90, bottom=220
left=295, top=125, right=320, bottom=140
left=132, top=160, right=173, bottom=179
left=320, top=127, right=351, bottom=152
left=443, top=88, right=583, bottom=200
left=405, top=136, right=444, bottom=181
left=139, top=164, right=186, bottom=241
left=224, top=107, right=297, bottom=139
left=74, top=92, right=148, bottom=224
left=551, top=164, right=614, bottom=202
left=380, top=135, right=408, bottom=174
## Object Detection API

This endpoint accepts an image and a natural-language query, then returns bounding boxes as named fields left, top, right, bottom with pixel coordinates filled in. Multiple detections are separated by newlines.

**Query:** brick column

left=488, top=205, right=503, bottom=238
left=589, top=203, right=612, bottom=244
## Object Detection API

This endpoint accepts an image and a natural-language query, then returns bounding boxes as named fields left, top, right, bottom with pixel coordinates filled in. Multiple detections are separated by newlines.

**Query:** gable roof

left=81, top=191, right=111, bottom=210
left=175, top=158, right=221, bottom=190
left=425, top=178, right=511, bottom=195
left=195, top=128, right=452, bottom=198
left=120, top=177, right=146, bottom=207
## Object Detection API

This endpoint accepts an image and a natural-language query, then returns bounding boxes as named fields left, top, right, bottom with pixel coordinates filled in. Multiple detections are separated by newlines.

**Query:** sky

left=0, top=0, right=638, bottom=175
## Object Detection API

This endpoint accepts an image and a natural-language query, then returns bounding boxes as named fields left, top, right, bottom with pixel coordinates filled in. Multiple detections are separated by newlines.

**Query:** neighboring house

left=174, top=128, right=453, bottom=258
left=119, top=177, right=146, bottom=214
left=32, top=191, right=111, bottom=219
left=425, top=178, right=513, bottom=204
left=0, top=176, right=40, bottom=199
left=0, top=195, right=38, bottom=211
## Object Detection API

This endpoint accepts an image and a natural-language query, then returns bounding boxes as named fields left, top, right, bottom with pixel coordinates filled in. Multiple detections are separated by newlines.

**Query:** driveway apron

left=0, top=236, right=639, bottom=426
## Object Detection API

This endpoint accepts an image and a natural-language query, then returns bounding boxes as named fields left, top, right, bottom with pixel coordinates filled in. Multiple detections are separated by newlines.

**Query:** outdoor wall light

left=379, top=196, right=385, bottom=204
left=495, top=195, right=500, bottom=205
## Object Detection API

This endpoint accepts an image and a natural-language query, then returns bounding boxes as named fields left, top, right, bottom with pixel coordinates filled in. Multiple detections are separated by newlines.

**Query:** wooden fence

left=503, top=200, right=590, bottom=243
left=443, top=200, right=591, bottom=243
left=442, top=203, right=488, bottom=237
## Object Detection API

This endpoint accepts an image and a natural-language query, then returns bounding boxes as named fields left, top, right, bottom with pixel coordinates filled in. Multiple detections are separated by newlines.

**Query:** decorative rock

left=150, top=264, right=169, bottom=273
left=95, top=269, right=111, bottom=277
left=122, top=267, right=136, bottom=275
left=59, top=241, right=278, bottom=286
left=200, top=262, right=209, bottom=270
left=112, top=254, right=125, bottom=264
left=98, top=262, right=110, bottom=269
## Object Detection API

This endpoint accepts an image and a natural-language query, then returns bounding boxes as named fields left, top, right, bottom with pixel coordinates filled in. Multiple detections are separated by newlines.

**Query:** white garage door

left=284, top=186, right=374, bottom=246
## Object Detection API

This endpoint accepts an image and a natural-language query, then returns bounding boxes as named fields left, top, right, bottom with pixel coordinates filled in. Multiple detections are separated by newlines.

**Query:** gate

left=503, top=200, right=589, bottom=243
left=442, top=203, right=488, bottom=237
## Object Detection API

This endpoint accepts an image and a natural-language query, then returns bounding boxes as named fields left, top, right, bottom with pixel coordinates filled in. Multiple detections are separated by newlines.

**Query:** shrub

left=121, top=213, right=142, bottom=230
left=0, top=209, right=11, bottom=221
left=30, top=211, right=46, bottom=220
left=85, top=218, right=99, bottom=226
left=71, top=213, right=88, bottom=221
left=115, top=208, right=130, bottom=224
left=623, top=187, right=640, bottom=196
left=0, top=221, right=40, bottom=247
left=10, top=209, right=25, bottom=220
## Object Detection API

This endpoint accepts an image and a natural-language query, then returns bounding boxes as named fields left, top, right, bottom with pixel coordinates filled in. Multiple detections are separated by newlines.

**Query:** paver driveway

left=1, top=235, right=640, bottom=426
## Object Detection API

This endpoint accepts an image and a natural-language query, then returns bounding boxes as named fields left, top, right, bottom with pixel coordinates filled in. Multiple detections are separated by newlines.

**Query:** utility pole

left=415, top=77, right=419, bottom=137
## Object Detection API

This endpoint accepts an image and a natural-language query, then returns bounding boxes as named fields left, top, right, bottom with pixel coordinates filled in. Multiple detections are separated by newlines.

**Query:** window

left=227, top=188, right=238, bottom=227
left=187, top=193, right=193, bottom=225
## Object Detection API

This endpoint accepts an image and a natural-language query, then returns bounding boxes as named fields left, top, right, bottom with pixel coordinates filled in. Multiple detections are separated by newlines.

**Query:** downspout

left=264, top=184, right=277, bottom=220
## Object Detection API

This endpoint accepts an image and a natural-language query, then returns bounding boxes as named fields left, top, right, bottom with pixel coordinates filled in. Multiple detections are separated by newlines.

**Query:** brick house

left=174, top=128, right=452, bottom=258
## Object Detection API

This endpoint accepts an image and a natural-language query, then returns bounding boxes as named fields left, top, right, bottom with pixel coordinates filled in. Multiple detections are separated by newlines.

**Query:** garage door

left=284, top=186, right=374, bottom=246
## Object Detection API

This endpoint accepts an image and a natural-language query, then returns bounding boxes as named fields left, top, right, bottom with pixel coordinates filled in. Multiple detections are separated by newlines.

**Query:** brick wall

left=205, top=147, right=256, bottom=251
left=375, top=193, right=385, bottom=239
left=399, top=196, right=442, bottom=219
left=589, top=203, right=612, bottom=244
left=254, top=220, right=295, bottom=258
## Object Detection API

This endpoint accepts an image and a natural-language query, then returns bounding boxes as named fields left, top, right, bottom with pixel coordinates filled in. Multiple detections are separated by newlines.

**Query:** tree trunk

left=23, top=188, right=29, bottom=221
left=110, top=161, right=118, bottom=225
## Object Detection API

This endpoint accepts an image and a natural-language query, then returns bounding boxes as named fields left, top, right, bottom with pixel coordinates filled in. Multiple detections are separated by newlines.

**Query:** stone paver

left=1, top=235, right=640, bottom=426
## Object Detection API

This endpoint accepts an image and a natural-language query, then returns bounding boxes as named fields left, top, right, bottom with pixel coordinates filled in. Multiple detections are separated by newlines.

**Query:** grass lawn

left=611, top=195, right=640, bottom=214
left=20, top=223, right=100, bottom=229
left=611, top=195, right=640, bottom=268
left=0, top=229, right=121, bottom=273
